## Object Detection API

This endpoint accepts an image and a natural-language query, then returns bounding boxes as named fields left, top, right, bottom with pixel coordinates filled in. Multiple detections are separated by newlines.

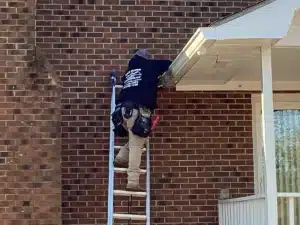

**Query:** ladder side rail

left=146, top=137, right=150, bottom=225
left=107, top=70, right=117, bottom=225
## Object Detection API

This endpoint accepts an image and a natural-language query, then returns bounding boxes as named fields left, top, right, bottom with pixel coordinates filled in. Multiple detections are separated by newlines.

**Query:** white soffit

left=169, top=0, right=300, bottom=91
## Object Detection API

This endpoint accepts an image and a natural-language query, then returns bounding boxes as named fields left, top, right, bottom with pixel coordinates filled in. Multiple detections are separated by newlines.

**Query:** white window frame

left=252, top=93, right=300, bottom=195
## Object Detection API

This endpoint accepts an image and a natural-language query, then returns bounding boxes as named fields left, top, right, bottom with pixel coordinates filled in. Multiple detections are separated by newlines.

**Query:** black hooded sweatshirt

left=117, top=54, right=172, bottom=111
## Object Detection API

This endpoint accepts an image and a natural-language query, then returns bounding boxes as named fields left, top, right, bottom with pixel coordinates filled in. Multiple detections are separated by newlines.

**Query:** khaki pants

left=115, top=108, right=148, bottom=186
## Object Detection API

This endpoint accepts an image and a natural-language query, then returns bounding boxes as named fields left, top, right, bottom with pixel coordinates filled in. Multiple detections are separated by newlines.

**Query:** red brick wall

left=1, top=0, right=61, bottom=224
left=35, top=0, right=261, bottom=224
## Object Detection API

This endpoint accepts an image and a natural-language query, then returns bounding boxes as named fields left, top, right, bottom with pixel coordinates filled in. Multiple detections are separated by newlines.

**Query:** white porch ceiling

left=178, top=46, right=300, bottom=91
left=168, top=0, right=300, bottom=91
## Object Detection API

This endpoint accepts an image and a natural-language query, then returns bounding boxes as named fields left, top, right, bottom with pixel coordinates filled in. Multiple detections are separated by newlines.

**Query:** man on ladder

left=111, top=49, right=173, bottom=192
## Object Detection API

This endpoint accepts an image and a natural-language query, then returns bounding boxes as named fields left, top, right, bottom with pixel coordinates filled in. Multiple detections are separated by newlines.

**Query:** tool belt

left=111, top=103, right=128, bottom=137
left=111, top=101, right=152, bottom=138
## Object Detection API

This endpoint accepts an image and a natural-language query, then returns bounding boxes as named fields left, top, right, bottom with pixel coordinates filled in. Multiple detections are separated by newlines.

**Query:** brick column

left=0, top=1, right=61, bottom=224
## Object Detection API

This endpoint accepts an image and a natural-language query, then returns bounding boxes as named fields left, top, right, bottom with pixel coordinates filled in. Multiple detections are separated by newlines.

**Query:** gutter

left=167, top=28, right=216, bottom=86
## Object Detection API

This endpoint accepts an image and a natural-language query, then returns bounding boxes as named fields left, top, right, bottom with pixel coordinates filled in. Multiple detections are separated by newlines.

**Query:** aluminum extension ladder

left=107, top=70, right=151, bottom=225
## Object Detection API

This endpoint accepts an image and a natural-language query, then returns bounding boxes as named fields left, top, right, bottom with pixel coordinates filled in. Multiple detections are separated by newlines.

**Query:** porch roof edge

left=165, top=0, right=300, bottom=89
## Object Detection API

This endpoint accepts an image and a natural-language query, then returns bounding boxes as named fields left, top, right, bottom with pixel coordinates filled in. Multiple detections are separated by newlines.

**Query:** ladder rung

left=113, top=213, right=147, bottom=221
left=114, top=146, right=146, bottom=151
left=114, top=167, right=146, bottom=174
left=114, top=190, right=146, bottom=197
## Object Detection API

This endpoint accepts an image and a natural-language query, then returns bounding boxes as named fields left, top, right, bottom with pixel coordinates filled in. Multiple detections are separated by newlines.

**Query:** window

left=252, top=93, right=300, bottom=224
left=252, top=94, right=300, bottom=193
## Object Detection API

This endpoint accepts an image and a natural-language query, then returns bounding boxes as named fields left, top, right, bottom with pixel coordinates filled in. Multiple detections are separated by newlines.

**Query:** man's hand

left=158, top=69, right=175, bottom=88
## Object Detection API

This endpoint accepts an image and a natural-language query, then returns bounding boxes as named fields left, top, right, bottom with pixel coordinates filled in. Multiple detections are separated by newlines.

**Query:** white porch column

left=261, top=45, right=278, bottom=225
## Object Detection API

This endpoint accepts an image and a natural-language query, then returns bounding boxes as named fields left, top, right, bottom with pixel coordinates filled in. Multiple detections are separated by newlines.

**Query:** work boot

left=114, top=157, right=128, bottom=168
left=126, top=183, right=145, bottom=192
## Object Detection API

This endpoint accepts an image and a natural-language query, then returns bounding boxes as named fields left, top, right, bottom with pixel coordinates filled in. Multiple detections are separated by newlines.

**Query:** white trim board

left=251, top=93, right=300, bottom=195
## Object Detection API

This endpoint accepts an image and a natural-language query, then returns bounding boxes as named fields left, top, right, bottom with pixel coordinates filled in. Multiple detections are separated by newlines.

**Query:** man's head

left=135, top=49, right=152, bottom=60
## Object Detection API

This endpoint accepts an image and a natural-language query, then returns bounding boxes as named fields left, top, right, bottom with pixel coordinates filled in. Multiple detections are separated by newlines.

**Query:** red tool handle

left=151, top=115, right=159, bottom=131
